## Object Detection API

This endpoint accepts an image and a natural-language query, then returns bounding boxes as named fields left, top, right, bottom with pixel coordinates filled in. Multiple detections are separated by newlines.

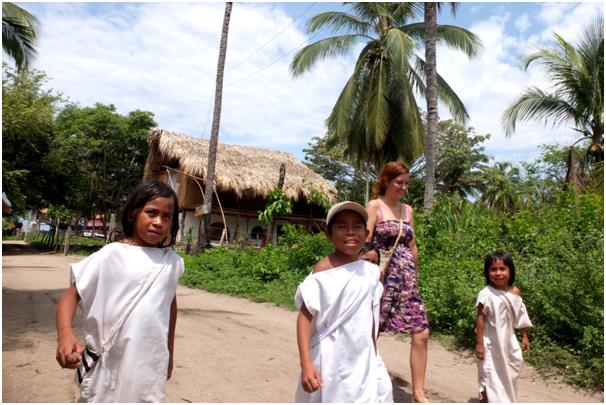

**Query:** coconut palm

left=502, top=16, right=604, bottom=186
left=479, top=162, right=521, bottom=213
left=290, top=2, right=481, bottom=170
left=2, top=3, right=39, bottom=71
left=197, top=2, right=233, bottom=251
left=423, top=2, right=465, bottom=211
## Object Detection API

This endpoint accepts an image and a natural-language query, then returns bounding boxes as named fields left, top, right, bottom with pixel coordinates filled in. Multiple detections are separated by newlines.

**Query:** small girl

left=476, top=251, right=532, bottom=403
left=295, top=201, right=392, bottom=403
left=360, top=242, right=380, bottom=266
left=55, top=180, right=184, bottom=402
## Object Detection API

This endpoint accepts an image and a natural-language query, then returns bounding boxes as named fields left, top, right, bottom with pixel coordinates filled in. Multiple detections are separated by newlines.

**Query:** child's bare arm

left=55, top=284, right=83, bottom=368
left=475, top=304, right=485, bottom=360
left=296, top=303, right=322, bottom=393
left=167, top=295, right=178, bottom=380
left=520, top=328, right=530, bottom=351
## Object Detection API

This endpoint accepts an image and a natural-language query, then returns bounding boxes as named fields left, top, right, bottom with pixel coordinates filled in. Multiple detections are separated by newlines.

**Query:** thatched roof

left=144, top=129, right=337, bottom=203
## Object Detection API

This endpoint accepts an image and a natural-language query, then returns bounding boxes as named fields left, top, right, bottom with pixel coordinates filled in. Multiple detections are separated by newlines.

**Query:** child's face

left=360, top=250, right=379, bottom=265
left=487, top=259, right=511, bottom=289
left=327, top=210, right=368, bottom=257
left=133, top=197, right=174, bottom=247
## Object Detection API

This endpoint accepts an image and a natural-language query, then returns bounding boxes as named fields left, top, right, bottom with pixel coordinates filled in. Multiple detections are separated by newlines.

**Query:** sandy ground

left=2, top=240, right=603, bottom=403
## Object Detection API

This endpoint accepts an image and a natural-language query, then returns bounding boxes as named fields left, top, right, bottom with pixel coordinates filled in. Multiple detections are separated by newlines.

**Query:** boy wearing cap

left=295, top=201, right=393, bottom=403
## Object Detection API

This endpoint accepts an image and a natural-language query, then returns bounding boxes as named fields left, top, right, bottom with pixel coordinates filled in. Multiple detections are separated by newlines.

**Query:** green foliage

left=303, top=135, right=375, bottom=204
left=51, top=103, right=156, bottom=220
left=2, top=64, right=65, bottom=214
left=258, top=188, right=293, bottom=224
left=181, top=224, right=332, bottom=309
left=418, top=192, right=603, bottom=389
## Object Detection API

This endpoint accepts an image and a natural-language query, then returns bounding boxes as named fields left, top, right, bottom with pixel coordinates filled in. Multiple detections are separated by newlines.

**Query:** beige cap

left=326, top=201, right=368, bottom=225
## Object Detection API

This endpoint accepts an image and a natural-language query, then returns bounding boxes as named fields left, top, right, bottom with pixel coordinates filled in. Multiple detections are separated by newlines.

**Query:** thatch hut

left=143, top=129, right=337, bottom=245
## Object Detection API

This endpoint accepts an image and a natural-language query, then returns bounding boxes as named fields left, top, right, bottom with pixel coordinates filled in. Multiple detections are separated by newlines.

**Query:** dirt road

left=2, top=241, right=602, bottom=402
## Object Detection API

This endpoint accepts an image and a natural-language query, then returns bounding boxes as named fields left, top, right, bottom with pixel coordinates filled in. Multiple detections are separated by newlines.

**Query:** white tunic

left=70, top=242, right=184, bottom=402
left=477, top=286, right=532, bottom=403
left=294, top=260, right=392, bottom=403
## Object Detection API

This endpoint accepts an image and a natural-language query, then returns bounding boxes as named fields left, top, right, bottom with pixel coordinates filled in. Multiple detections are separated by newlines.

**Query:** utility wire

left=224, top=32, right=321, bottom=88
left=227, top=3, right=316, bottom=73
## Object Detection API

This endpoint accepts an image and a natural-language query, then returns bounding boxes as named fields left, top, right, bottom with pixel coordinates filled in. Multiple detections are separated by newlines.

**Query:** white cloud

left=24, top=2, right=354, bottom=159
left=12, top=2, right=603, bottom=165
left=514, top=13, right=530, bottom=33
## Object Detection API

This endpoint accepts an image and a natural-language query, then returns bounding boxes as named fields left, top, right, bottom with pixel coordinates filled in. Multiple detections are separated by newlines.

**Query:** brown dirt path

left=2, top=241, right=603, bottom=402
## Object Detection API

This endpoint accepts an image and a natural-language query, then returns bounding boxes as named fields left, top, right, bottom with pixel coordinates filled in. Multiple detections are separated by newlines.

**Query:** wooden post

left=63, top=226, right=71, bottom=256
left=267, top=163, right=286, bottom=246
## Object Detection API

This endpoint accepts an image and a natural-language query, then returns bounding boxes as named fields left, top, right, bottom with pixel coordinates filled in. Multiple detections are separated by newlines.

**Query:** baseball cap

left=326, top=201, right=368, bottom=225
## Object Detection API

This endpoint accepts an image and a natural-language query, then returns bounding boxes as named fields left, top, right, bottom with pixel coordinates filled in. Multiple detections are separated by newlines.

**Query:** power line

left=224, top=32, right=321, bottom=88
left=227, top=3, right=316, bottom=73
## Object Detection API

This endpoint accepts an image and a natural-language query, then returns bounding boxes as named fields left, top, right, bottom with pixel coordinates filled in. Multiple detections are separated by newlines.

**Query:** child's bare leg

left=410, top=329, right=429, bottom=402
left=480, top=389, right=487, bottom=403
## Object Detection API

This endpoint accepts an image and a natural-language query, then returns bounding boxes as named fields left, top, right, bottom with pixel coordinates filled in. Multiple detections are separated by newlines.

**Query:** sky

left=8, top=1, right=605, bottom=165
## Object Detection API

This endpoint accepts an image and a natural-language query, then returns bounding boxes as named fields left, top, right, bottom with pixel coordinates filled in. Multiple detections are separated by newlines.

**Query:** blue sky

left=9, top=1, right=604, bottom=165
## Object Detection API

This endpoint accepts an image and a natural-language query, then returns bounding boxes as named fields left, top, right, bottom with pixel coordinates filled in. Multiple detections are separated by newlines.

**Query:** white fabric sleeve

left=69, top=249, right=104, bottom=309
left=476, top=289, right=492, bottom=317
left=294, top=277, right=320, bottom=316
left=514, top=300, right=533, bottom=329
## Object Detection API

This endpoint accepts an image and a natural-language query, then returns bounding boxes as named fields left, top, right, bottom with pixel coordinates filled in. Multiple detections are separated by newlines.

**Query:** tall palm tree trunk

left=196, top=2, right=232, bottom=252
left=423, top=2, right=438, bottom=211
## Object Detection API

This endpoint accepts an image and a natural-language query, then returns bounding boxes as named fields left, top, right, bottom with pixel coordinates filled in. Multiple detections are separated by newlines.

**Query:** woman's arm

left=167, top=295, right=178, bottom=379
left=297, top=303, right=322, bottom=393
left=408, top=205, right=420, bottom=277
left=475, top=304, right=485, bottom=360
left=366, top=199, right=380, bottom=243
left=55, top=284, right=83, bottom=368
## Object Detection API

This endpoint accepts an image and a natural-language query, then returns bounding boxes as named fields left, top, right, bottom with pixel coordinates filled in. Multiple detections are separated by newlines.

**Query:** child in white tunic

left=55, top=180, right=184, bottom=402
left=295, top=201, right=393, bottom=403
left=475, top=251, right=532, bottom=403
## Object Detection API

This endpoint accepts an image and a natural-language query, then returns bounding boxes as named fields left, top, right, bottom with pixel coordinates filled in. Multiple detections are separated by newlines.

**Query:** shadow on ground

left=2, top=242, right=39, bottom=256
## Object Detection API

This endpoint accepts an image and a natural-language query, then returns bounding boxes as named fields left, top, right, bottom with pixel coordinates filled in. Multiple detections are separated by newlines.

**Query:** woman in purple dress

left=366, top=161, right=430, bottom=403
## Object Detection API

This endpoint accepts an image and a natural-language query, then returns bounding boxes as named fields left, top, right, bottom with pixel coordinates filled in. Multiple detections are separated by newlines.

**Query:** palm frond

left=502, top=87, right=582, bottom=136
left=290, top=35, right=360, bottom=76
left=413, top=56, right=470, bottom=123
left=306, top=11, right=372, bottom=36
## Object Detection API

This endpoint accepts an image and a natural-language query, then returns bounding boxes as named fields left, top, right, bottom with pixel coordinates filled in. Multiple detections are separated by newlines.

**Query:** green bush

left=417, top=192, right=603, bottom=389
left=180, top=192, right=603, bottom=389
left=181, top=226, right=332, bottom=309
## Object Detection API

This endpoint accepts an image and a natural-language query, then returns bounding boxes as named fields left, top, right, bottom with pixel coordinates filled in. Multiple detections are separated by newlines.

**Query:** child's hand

left=475, top=343, right=485, bottom=360
left=56, top=328, right=83, bottom=369
left=522, top=335, right=531, bottom=352
left=301, top=361, right=323, bottom=393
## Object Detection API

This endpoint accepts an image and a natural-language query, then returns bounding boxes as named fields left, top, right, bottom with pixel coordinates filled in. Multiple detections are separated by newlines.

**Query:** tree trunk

left=423, top=2, right=438, bottom=212
left=196, top=2, right=233, bottom=253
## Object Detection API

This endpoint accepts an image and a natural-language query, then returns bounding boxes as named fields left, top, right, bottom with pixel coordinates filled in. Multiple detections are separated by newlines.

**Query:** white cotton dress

left=294, top=260, right=393, bottom=403
left=476, top=286, right=532, bottom=403
left=70, top=242, right=184, bottom=402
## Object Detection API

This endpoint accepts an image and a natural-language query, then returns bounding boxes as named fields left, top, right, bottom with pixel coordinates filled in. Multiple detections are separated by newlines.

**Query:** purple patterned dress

left=373, top=218, right=429, bottom=334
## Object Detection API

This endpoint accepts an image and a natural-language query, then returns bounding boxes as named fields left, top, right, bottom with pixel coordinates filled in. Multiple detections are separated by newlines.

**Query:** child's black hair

left=121, top=180, right=180, bottom=247
left=326, top=210, right=367, bottom=234
left=483, top=251, right=516, bottom=286
left=360, top=242, right=380, bottom=258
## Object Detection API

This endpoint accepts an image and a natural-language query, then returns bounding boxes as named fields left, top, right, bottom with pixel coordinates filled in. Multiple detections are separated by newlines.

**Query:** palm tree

left=479, top=162, right=521, bottom=213
left=196, top=2, right=233, bottom=252
left=2, top=3, right=39, bottom=71
left=502, top=16, right=604, bottom=187
left=290, top=2, right=481, bottom=171
left=423, top=2, right=466, bottom=211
